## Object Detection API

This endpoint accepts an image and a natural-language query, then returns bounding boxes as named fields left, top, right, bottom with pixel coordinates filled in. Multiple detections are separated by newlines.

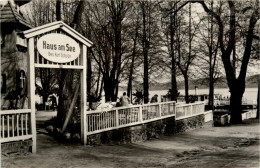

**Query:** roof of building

left=14, top=0, right=31, bottom=7
left=22, top=21, right=93, bottom=47
left=0, top=1, right=32, bottom=29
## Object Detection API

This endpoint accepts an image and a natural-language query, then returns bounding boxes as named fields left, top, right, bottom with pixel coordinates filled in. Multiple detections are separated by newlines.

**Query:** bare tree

left=160, top=1, right=180, bottom=101
left=139, top=1, right=163, bottom=103
left=198, top=0, right=259, bottom=124
left=175, top=3, right=199, bottom=103
left=140, top=1, right=150, bottom=104
left=86, top=1, right=130, bottom=102
left=57, top=0, right=86, bottom=127
left=126, top=5, right=140, bottom=102
left=194, top=0, right=221, bottom=109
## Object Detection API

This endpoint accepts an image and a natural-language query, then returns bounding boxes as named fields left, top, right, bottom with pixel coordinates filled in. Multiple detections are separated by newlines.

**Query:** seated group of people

left=117, top=92, right=159, bottom=107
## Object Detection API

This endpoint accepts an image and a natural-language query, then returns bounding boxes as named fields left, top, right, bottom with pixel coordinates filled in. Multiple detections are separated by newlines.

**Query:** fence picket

left=116, top=109, right=119, bottom=126
left=21, top=114, right=24, bottom=136
left=17, top=114, right=19, bottom=136
left=2, top=116, right=5, bottom=138
left=12, top=115, right=14, bottom=137
left=7, top=115, right=10, bottom=137
left=25, top=114, right=28, bottom=135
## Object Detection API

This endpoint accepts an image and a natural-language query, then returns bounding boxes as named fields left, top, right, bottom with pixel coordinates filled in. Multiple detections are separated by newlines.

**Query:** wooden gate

left=1, top=21, right=92, bottom=153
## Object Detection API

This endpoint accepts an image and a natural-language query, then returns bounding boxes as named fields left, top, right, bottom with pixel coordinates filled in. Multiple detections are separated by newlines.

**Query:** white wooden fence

left=0, top=101, right=205, bottom=146
left=175, top=102, right=205, bottom=120
left=85, top=101, right=176, bottom=136
left=83, top=101, right=205, bottom=144
left=1, top=109, right=33, bottom=143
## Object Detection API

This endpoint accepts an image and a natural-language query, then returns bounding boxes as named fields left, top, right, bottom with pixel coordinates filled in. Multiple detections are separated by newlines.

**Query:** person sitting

left=50, top=94, right=57, bottom=111
left=116, top=97, right=121, bottom=107
left=150, top=94, right=158, bottom=103
left=120, top=92, right=130, bottom=106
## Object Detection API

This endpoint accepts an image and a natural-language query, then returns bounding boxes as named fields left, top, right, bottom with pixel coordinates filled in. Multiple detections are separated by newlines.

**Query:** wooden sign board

left=37, top=33, right=80, bottom=63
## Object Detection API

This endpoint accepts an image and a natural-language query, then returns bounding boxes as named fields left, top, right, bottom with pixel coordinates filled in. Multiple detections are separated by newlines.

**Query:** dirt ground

left=2, top=119, right=260, bottom=168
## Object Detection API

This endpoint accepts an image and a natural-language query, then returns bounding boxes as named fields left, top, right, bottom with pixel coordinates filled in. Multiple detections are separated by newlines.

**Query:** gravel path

left=2, top=119, right=260, bottom=168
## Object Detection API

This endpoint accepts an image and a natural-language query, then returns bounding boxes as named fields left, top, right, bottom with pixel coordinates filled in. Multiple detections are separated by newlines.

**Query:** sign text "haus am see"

left=37, top=33, right=80, bottom=63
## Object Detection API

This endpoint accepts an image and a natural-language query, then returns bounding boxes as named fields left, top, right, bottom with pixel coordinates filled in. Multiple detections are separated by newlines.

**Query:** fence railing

left=175, top=102, right=205, bottom=120
left=85, top=101, right=176, bottom=136
left=84, top=101, right=205, bottom=140
left=1, top=109, right=33, bottom=143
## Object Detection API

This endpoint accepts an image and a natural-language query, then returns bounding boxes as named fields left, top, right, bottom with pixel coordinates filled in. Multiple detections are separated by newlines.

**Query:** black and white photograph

left=1, top=0, right=259, bottom=167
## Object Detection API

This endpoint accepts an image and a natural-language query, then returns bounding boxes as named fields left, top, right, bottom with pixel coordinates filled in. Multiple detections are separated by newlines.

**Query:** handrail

left=142, top=101, right=175, bottom=107
left=1, top=109, right=32, bottom=115
left=175, top=101, right=205, bottom=107
left=86, top=101, right=176, bottom=114
left=1, top=135, right=33, bottom=143
left=86, top=104, right=141, bottom=114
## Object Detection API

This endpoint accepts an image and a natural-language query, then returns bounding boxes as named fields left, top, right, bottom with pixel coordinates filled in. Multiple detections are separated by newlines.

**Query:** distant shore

left=118, top=88, right=258, bottom=101
left=119, top=86, right=258, bottom=91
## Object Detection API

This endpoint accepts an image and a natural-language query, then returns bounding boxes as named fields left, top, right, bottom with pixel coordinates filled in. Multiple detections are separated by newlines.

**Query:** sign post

left=22, top=21, right=93, bottom=152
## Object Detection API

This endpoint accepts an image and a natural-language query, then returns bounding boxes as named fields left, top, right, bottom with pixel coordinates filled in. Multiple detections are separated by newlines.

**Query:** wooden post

left=174, top=102, right=176, bottom=116
left=115, top=109, right=119, bottom=126
left=159, top=103, right=162, bottom=117
left=190, top=104, right=193, bottom=116
left=2, top=117, right=4, bottom=138
left=138, top=105, right=143, bottom=122
left=28, top=37, right=37, bottom=153
left=203, top=101, right=206, bottom=112
left=81, top=45, right=87, bottom=145
left=168, top=103, right=170, bottom=115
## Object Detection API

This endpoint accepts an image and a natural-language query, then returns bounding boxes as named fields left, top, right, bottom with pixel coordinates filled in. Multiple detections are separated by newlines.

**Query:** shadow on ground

left=2, top=119, right=260, bottom=168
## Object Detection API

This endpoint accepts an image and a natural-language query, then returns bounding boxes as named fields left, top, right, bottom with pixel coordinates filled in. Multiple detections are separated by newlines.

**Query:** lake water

left=119, top=88, right=258, bottom=101
left=36, top=88, right=257, bottom=105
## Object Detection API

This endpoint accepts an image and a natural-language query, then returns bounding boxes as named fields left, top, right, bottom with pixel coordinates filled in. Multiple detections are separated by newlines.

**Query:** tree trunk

left=170, top=12, right=177, bottom=101
left=56, top=0, right=61, bottom=21
left=57, top=69, right=66, bottom=127
left=229, top=79, right=244, bottom=124
left=56, top=1, right=85, bottom=128
left=127, top=26, right=138, bottom=102
left=114, top=82, right=119, bottom=101
left=127, top=47, right=136, bottom=99
left=142, top=3, right=149, bottom=104
left=39, top=68, right=51, bottom=106
left=208, top=0, right=214, bottom=110
left=96, top=67, right=101, bottom=97
left=208, top=77, right=214, bottom=110
left=87, top=49, right=92, bottom=97
left=171, top=58, right=177, bottom=101
left=127, top=71, right=132, bottom=98
left=184, top=74, right=189, bottom=104
left=70, top=1, right=85, bottom=30
left=42, top=94, right=48, bottom=106
left=143, top=54, right=149, bottom=104
left=87, top=51, right=92, bottom=109
left=104, top=77, right=116, bottom=102
left=99, top=78, right=103, bottom=98
left=230, top=92, right=243, bottom=124
left=208, top=51, right=214, bottom=110
left=256, top=82, right=259, bottom=119
left=185, top=3, right=191, bottom=104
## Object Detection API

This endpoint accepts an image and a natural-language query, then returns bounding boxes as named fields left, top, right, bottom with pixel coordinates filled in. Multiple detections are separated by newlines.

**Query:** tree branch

left=239, top=0, right=259, bottom=81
